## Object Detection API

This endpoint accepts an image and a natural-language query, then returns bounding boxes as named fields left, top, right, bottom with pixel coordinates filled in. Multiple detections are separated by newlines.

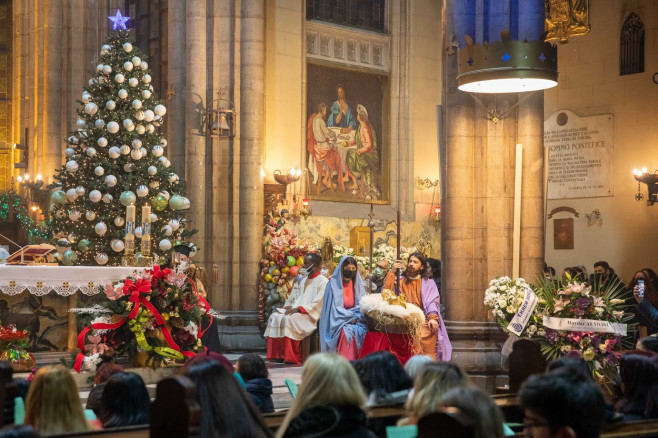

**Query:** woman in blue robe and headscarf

left=319, top=256, right=368, bottom=360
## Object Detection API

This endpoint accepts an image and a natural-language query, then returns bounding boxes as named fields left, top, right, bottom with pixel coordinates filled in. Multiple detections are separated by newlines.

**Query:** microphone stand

left=0, top=232, right=25, bottom=264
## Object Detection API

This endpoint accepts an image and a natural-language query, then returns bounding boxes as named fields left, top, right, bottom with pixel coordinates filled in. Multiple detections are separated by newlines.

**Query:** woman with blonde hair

left=25, top=365, right=90, bottom=435
left=277, top=353, right=376, bottom=438
left=399, top=361, right=470, bottom=425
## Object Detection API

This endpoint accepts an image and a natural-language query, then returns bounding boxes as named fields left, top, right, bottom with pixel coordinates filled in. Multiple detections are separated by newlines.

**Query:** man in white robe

left=265, top=253, right=328, bottom=364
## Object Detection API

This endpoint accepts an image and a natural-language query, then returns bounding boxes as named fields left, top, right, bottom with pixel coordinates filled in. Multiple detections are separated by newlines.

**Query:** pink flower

left=85, top=334, right=109, bottom=355
left=592, top=296, right=605, bottom=307
left=137, top=270, right=153, bottom=282
left=553, top=298, right=568, bottom=313
left=165, top=271, right=187, bottom=288
left=103, top=283, right=124, bottom=300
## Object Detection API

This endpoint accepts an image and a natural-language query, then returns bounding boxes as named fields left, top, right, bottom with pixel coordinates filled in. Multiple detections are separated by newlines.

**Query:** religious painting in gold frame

left=553, top=218, right=574, bottom=250
left=306, top=62, right=389, bottom=204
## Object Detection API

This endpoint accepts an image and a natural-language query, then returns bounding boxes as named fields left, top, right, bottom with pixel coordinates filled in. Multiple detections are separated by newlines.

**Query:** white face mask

left=320, top=268, right=329, bottom=276
left=299, top=264, right=314, bottom=277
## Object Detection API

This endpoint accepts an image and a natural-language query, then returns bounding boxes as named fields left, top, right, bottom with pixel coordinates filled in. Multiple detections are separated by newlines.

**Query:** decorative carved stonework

left=306, top=21, right=390, bottom=73
left=347, top=40, right=357, bottom=61
left=334, top=38, right=343, bottom=59
left=320, top=35, right=330, bottom=56
left=360, top=42, right=369, bottom=63
left=545, top=0, right=590, bottom=43
left=306, top=33, right=317, bottom=54
left=374, top=45, right=382, bottom=66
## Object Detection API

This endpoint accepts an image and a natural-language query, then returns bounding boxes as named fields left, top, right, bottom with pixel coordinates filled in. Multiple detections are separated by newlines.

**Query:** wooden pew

left=262, top=402, right=408, bottom=431
left=512, top=419, right=658, bottom=438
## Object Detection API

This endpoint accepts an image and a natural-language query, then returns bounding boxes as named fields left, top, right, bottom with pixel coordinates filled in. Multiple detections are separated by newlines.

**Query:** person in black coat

left=236, top=353, right=274, bottom=414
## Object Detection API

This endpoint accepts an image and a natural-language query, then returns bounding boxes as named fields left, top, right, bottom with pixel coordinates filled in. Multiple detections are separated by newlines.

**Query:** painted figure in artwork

left=307, top=103, right=343, bottom=191
left=327, top=84, right=357, bottom=132
left=346, top=104, right=379, bottom=195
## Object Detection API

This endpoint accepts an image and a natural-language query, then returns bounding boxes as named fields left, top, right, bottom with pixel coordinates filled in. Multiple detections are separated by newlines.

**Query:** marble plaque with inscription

left=544, top=110, right=614, bottom=199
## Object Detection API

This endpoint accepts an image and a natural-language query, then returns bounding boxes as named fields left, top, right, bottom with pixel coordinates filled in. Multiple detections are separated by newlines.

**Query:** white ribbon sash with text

left=506, top=289, right=539, bottom=336
left=543, top=316, right=627, bottom=336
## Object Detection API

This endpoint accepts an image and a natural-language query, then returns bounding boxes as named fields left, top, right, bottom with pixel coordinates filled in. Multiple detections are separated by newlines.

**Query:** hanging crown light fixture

left=457, top=30, right=559, bottom=94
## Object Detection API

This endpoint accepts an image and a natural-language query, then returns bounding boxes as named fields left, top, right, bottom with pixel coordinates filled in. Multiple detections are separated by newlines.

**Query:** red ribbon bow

left=151, top=265, right=171, bottom=281
left=123, top=278, right=153, bottom=320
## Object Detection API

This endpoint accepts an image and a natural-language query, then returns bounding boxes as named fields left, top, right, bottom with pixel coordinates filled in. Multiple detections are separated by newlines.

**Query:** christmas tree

left=47, top=11, right=195, bottom=266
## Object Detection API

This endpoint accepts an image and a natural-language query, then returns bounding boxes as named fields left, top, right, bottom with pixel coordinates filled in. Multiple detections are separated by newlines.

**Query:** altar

left=0, top=265, right=141, bottom=351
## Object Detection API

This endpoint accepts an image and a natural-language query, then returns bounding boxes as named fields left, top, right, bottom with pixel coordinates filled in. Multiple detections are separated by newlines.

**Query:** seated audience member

left=627, top=270, right=658, bottom=334
left=637, top=335, right=658, bottom=353
left=25, top=365, right=91, bottom=435
left=645, top=268, right=658, bottom=292
left=85, top=362, right=125, bottom=416
left=400, top=362, right=470, bottom=426
left=265, top=253, right=328, bottom=364
left=99, top=372, right=150, bottom=428
left=184, top=350, right=234, bottom=372
left=236, top=353, right=275, bottom=414
left=403, top=355, right=434, bottom=382
left=370, top=259, right=389, bottom=293
left=185, top=359, right=273, bottom=438
left=435, top=386, right=505, bottom=438
left=632, top=272, right=658, bottom=326
left=562, top=266, right=588, bottom=283
left=0, top=426, right=41, bottom=438
left=545, top=356, right=591, bottom=379
left=277, top=353, right=376, bottom=438
left=320, top=256, right=368, bottom=360
left=615, top=353, right=658, bottom=421
left=352, top=351, right=413, bottom=405
left=591, top=261, right=622, bottom=289
left=546, top=356, right=623, bottom=424
left=520, top=372, right=605, bottom=438
left=13, top=378, right=30, bottom=425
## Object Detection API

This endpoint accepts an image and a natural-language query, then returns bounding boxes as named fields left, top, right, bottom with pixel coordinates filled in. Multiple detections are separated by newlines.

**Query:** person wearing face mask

left=319, top=256, right=368, bottom=360
left=383, top=252, right=452, bottom=361
left=369, top=259, right=390, bottom=293
left=264, top=253, right=328, bottom=364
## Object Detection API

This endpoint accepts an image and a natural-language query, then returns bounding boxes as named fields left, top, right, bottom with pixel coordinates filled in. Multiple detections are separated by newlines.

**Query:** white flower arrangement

left=483, top=276, right=537, bottom=337
left=332, top=243, right=418, bottom=270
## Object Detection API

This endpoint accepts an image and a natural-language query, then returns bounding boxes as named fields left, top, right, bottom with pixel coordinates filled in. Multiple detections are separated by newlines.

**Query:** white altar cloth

left=0, top=265, right=141, bottom=296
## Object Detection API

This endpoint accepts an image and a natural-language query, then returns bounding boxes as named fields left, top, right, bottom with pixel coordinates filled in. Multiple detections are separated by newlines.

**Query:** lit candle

left=141, top=205, right=151, bottom=256
left=125, top=205, right=135, bottom=256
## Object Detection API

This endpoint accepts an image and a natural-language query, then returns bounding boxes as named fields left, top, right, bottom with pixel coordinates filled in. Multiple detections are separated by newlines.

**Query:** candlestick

left=395, top=209, right=401, bottom=296
left=141, top=205, right=151, bottom=257
left=125, top=205, right=135, bottom=256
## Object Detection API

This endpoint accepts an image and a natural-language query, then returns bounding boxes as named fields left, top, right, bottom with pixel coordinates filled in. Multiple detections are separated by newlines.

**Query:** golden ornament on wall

left=545, top=0, right=590, bottom=43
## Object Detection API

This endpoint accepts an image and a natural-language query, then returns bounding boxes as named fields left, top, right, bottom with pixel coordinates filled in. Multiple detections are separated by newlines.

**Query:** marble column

left=167, top=0, right=186, bottom=176
left=441, top=0, right=546, bottom=390
left=43, top=0, right=63, bottom=180
left=184, top=1, right=207, bottom=264
left=238, top=0, right=265, bottom=312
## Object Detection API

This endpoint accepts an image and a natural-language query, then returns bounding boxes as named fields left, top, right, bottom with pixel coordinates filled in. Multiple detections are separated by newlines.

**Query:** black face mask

left=343, top=270, right=357, bottom=279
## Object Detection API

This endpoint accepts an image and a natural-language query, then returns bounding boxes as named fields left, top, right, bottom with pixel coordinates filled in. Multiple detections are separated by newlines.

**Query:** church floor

left=16, top=352, right=301, bottom=411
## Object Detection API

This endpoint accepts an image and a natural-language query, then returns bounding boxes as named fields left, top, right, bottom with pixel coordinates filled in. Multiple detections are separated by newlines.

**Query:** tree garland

left=0, top=190, right=50, bottom=239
